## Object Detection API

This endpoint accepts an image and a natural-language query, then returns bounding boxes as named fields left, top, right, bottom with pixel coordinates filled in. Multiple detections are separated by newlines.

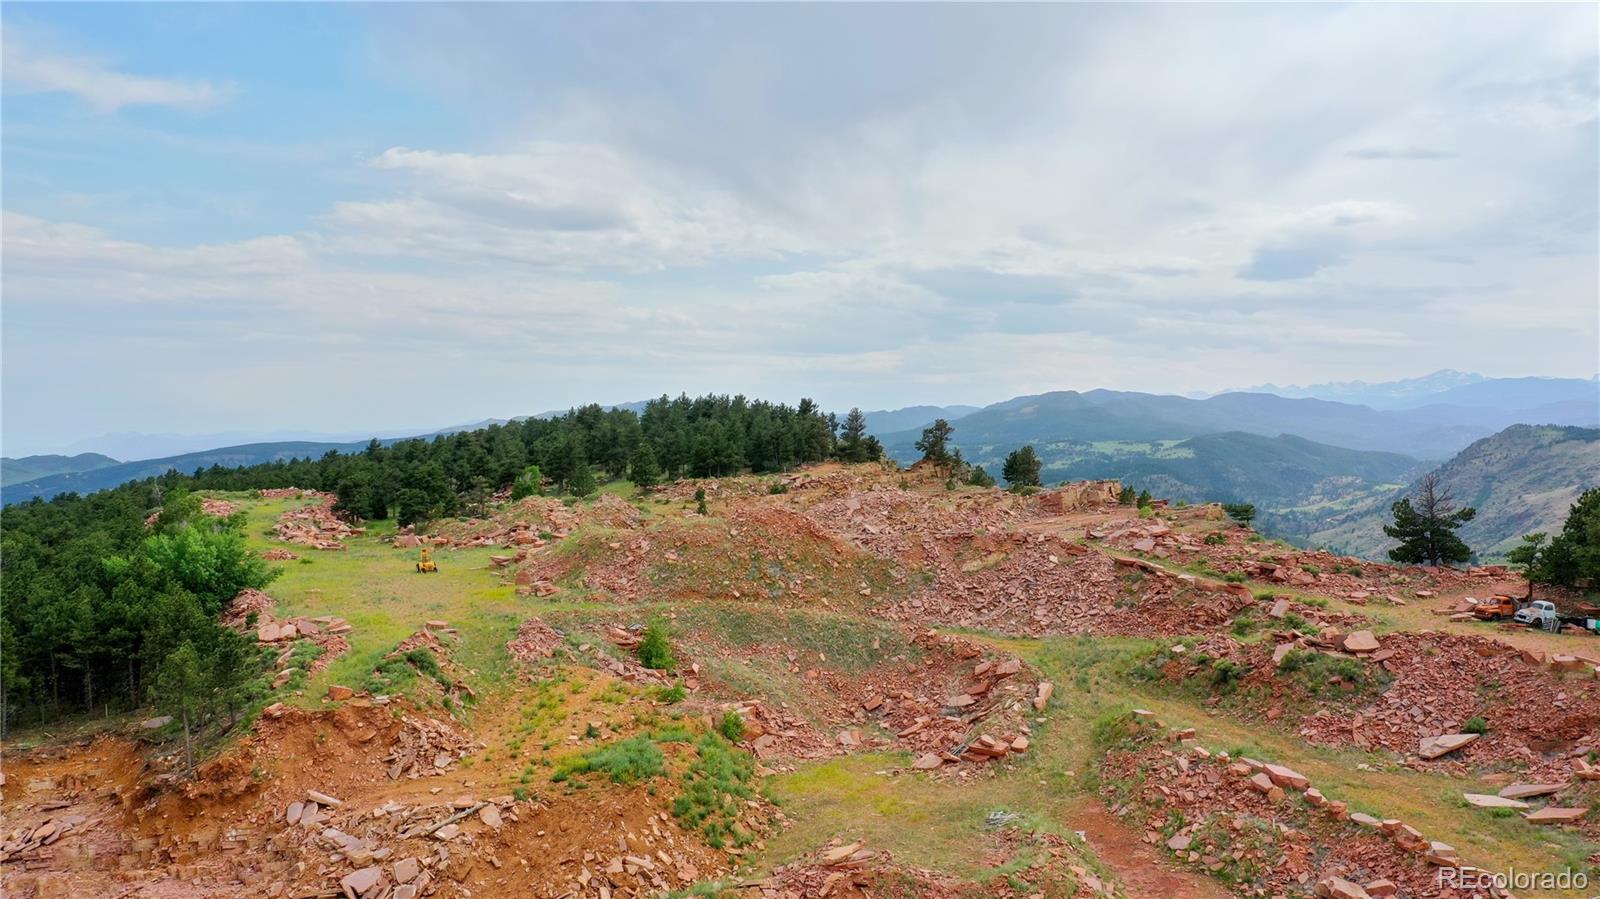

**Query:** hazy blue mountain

left=46, top=429, right=436, bottom=462
left=1236, top=370, right=1597, bottom=413
left=859, top=405, right=980, bottom=436
left=1414, top=376, right=1599, bottom=410
left=1242, top=369, right=1485, bottom=408
left=2, top=440, right=376, bottom=504
left=876, top=389, right=1536, bottom=460
left=1, top=453, right=120, bottom=487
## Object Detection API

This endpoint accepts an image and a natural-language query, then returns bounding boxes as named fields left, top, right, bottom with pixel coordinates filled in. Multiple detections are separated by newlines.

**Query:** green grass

left=552, top=734, right=665, bottom=784
left=673, top=734, right=759, bottom=849
left=240, top=498, right=552, bottom=704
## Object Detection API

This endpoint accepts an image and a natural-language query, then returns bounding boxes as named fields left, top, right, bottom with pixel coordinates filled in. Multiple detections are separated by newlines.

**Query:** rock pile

left=384, top=714, right=473, bottom=780
left=506, top=617, right=566, bottom=664
left=274, top=492, right=358, bottom=549
left=222, top=589, right=351, bottom=677
left=1293, top=632, right=1600, bottom=773
left=1100, top=713, right=1511, bottom=899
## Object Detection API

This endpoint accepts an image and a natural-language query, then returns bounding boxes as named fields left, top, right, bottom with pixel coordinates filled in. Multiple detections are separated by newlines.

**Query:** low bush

left=672, top=735, right=757, bottom=849
left=553, top=735, right=664, bottom=784
left=638, top=621, right=674, bottom=671
left=717, top=710, right=745, bottom=742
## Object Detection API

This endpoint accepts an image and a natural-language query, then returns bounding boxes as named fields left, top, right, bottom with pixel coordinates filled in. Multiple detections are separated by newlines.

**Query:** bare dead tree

left=1414, top=472, right=1455, bottom=519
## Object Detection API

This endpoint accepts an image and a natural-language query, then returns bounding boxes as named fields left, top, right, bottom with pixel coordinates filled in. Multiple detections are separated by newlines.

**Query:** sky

left=3, top=3, right=1597, bottom=456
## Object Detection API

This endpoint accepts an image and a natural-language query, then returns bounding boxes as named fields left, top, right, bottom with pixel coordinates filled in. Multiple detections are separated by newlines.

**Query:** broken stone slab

left=1342, top=630, right=1380, bottom=653
left=821, top=841, right=864, bottom=864
left=912, top=753, right=943, bottom=770
left=1497, top=782, right=1564, bottom=800
left=1166, top=833, right=1192, bottom=851
left=340, top=866, right=383, bottom=899
left=140, top=715, right=172, bottom=729
left=1268, top=599, right=1289, bottom=619
left=1314, top=875, right=1372, bottom=899
left=1263, top=763, right=1309, bottom=791
left=327, top=684, right=354, bottom=701
left=1363, top=879, right=1397, bottom=898
left=1033, top=681, right=1054, bottom=711
left=391, top=857, right=420, bottom=885
left=478, top=805, right=503, bottom=828
left=1417, top=733, right=1479, bottom=760
left=307, top=789, right=343, bottom=807
left=1463, top=793, right=1529, bottom=810
left=1523, top=807, right=1588, bottom=825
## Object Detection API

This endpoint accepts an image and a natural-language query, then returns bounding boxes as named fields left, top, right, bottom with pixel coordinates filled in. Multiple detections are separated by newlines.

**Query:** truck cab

left=1514, top=600, right=1559, bottom=630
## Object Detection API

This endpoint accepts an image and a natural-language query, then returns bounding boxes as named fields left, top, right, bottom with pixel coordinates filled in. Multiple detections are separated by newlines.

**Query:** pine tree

left=1222, top=503, right=1256, bottom=527
left=512, top=464, right=544, bottom=500
left=1518, top=487, right=1600, bottom=587
left=629, top=443, right=663, bottom=489
left=968, top=465, right=996, bottom=488
left=1001, top=446, right=1042, bottom=487
left=915, top=419, right=954, bottom=465
left=1384, top=474, right=1476, bottom=565
left=569, top=462, right=598, bottom=497
left=839, top=408, right=869, bottom=462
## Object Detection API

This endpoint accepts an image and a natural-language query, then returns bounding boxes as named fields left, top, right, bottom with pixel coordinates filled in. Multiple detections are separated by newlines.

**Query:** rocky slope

left=1309, top=425, right=1600, bottom=559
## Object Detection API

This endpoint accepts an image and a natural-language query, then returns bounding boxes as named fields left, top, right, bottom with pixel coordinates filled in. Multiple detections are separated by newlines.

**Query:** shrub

left=1281, top=612, right=1318, bottom=634
left=1204, top=533, right=1227, bottom=546
left=638, top=621, right=674, bottom=671
left=1137, top=507, right=1155, bottom=519
left=655, top=682, right=688, bottom=704
left=1279, top=650, right=1382, bottom=697
left=1463, top=716, right=1488, bottom=735
left=1211, top=658, right=1250, bottom=691
left=767, top=483, right=789, bottom=495
left=1223, top=572, right=1248, bottom=584
left=717, top=710, right=745, bottom=742
left=672, top=735, right=757, bottom=849
left=552, top=735, right=664, bottom=784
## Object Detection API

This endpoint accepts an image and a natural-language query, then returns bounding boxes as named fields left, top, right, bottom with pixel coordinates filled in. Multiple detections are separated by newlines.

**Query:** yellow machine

left=415, top=547, right=438, bottom=574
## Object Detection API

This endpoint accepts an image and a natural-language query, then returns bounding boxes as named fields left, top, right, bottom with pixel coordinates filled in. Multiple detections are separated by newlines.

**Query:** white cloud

left=1, top=30, right=229, bottom=112
left=3, top=4, right=1596, bottom=448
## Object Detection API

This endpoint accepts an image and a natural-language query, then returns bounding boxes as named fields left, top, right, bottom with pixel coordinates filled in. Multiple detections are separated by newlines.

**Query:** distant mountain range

left=1302, top=425, right=1600, bottom=560
left=859, top=405, right=981, bottom=436
left=875, top=384, right=1597, bottom=461
left=1, top=452, right=120, bottom=487
left=6, top=374, right=1594, bottom=521
left=1236, top=370, right=1597, bottom=412
left=2, top=440, right=381, bottom=505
